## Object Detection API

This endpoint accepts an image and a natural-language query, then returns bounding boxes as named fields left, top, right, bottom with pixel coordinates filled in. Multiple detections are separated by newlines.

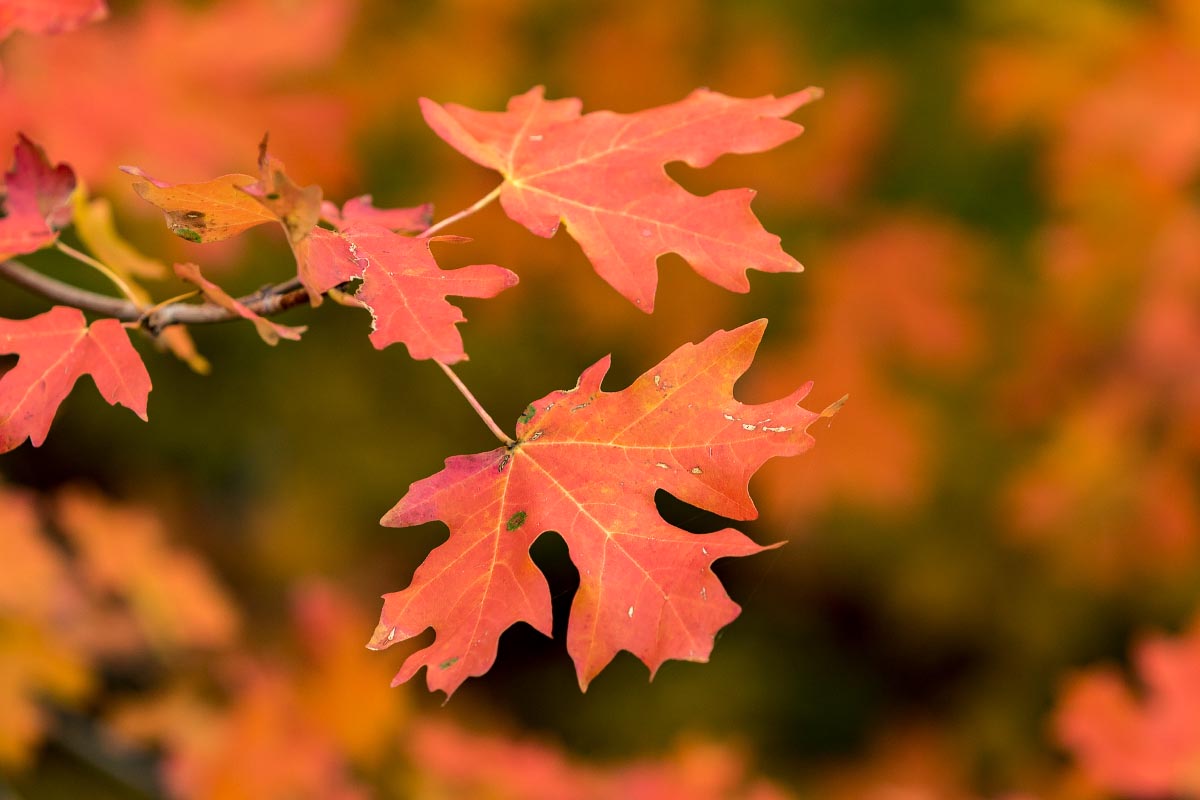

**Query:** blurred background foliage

left=3, top=0, right=1200, bottom=797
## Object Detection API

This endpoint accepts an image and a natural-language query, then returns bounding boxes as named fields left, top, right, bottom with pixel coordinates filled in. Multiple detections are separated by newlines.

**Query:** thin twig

left=55, top=241, right=145, bottom=308
left=435, top=360, right=514, bottom=445
left=0, top=258, right=313, bottom=331
left=420, top=183, right=504, bottom=238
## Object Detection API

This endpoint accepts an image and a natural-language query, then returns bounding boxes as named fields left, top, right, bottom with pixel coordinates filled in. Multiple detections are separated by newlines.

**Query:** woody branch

left=0, top=259, right=313, bottom=333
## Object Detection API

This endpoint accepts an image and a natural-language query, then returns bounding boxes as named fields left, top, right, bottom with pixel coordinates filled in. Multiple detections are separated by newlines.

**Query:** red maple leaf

left=345, top=223, right=517, bottom=361
left=0, top=0, right=106, bottom=40
left=368, top=321, right=836, bottom=696
left=420, top=86, right=821, bottom=311
left=0, top=134, right=76, bottom=259
left=0, top=306, right=151, bottom=452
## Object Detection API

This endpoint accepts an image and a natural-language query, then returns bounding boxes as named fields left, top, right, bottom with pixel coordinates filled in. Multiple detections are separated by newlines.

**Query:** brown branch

left=0, top=259, right=135, bottom=318
left=0, top=259, right=313, bottom=332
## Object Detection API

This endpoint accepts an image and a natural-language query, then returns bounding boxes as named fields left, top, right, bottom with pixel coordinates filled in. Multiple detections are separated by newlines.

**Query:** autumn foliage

left=3, top=0, right=1200, bottom=798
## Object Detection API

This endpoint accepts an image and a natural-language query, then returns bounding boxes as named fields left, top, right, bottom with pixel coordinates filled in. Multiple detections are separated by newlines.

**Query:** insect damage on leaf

left=369, top=320, right=837, bottom=697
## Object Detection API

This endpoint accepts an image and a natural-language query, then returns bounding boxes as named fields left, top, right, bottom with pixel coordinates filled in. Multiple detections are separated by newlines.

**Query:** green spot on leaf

left=265, top=192, right=281, bottom=201
left=518, top=404, right=536, bottom=424
left=173, top=228, right=203, bottom=243
left=506, top=511, right=527, bottom=531
left=439, top=657, right=459, bottom=670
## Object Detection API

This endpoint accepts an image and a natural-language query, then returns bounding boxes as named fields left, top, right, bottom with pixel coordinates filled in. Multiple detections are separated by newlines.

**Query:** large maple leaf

left=420, top=86, right=821, bottom=311
left=0, top=306, right=151, bottom=452
left=0, top=135, right=76, bottom=260
left=368, top=321, right=836, bottom=696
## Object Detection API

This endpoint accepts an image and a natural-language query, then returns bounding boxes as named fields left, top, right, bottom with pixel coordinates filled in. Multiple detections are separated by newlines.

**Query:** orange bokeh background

left=3, top=0, right=1200, bottom=797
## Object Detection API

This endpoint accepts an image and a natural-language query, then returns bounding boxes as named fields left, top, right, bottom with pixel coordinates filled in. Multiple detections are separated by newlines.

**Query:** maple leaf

left=174, top=262, right=306, bottom=346
left=345, top=223, right=517, bottom=361
left=368, top=320, right=836, bottom=696
left=420, top=86, right=821, bottom=311
left=122, top=166, right=275, bottom=243
left=0, top=0, right=106, bottom=40
left=0, top=306, right=150, bottom=452
left=0, top=134, right=76, bottom=260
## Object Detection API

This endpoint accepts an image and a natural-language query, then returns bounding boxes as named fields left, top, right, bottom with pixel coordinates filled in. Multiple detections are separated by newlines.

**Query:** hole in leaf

left=528, top=530, right=578, bottom=641
left=480, top=531, right=578, bottom=704
left=0, top=354, right=16, bottom=380
left=654, top=489, right=738, bottom=534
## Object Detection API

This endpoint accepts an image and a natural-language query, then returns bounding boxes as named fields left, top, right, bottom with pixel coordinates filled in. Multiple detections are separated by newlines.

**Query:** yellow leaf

left=72, top=184, right=167, bottom=280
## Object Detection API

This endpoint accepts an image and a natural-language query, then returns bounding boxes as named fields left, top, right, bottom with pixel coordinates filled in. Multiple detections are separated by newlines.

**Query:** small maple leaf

left=174, top=262, right=306, bottom=346
left=0, top=0, right=107, bottom=40
left=0, top=134, right=76, bottom=260
left=369, top=320, right=836, bottom=696
left=345, top=223, right=517, bottom=362
left=0, top=306, right=151, bottom=452
left=123, top=166, right=275, bottom=243
left=420, top=86, right=821, bottom=311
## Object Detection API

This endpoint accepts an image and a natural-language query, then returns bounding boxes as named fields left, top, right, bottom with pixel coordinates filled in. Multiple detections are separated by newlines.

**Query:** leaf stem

left=435, top=360, right=514, bottom=445
left=420, top=183, right=503, bottom=238
left=55, top=241, right=145, bottom=308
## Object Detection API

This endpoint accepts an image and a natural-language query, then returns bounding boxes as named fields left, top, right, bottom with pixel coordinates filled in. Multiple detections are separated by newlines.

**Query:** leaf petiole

left=55, top=241, right=146, bottom=309
left=420, top=183, right=503, bottom=238
left=435, top=359, right=514, bottom=445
